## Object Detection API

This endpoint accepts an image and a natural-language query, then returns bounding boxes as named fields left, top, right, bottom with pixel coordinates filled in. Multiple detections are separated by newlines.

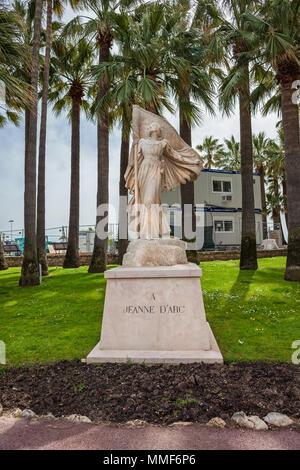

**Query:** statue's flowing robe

left=124, top=106, right=203, bottom=238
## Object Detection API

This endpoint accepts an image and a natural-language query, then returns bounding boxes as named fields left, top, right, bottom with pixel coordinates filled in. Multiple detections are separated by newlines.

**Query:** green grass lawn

left=0, top=257, right=299, bottom=366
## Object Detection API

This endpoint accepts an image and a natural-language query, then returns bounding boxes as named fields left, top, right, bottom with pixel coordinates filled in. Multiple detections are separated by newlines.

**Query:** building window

left=213, top=180, right=222, bottom=192
left=212, top=180, right=232, bottom=193
left=214, top=220, right=234, bottom=232
left=223, top=181, right=232, bottom=192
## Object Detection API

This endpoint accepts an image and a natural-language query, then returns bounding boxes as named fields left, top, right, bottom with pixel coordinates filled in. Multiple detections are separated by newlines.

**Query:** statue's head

left=148, top=121, right=161, bottom=139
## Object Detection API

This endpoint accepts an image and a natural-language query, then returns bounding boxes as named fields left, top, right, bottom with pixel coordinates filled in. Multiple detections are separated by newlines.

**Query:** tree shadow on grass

left=215, top=269, right=257, bottom=360
left=40, top=271, right=106, bottom=292
left=229, top=263, right=287, bottom=295
left=226, top=269, right=256, bottom=305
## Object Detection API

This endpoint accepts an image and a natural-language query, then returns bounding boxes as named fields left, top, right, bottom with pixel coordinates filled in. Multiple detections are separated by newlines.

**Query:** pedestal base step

left=86, top=348, right=223, bottom=364
left=87, top=323, right=223, bottom=364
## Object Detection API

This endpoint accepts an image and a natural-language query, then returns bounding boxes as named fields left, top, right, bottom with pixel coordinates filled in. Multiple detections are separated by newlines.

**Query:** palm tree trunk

left=272, top=208, right=280, bottom=226
left=37, top=0, right=52, bottom=276
left=0, top=233, right=8, bottom=271
left=239, top=65, right=258, bottom=270
left=270, top=175, right=285, bottom=245
left=64, top=95, right=81, bottom=268
left=281, top=81, right=300, bottom=281
left=25, top=107, right=29, bottom=169
left=179, top=104, right=196, bottom=242
left=282, top=176, right=288, bottom=228
left=259, top=165, right=267, bottom=239
left=272, top=176, right=281, bottom=227
left=19, top=0, right=43, bottom=287
left=118, top=119, right=129, bottom=265
left=89, top=37, right=111, bottom=273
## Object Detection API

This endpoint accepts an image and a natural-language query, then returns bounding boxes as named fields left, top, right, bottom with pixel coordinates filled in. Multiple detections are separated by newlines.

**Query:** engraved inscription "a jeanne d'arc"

left=123, top=305, right=185, bottom=314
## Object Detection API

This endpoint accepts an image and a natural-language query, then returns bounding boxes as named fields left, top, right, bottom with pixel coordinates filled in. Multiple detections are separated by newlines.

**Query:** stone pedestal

left=261, top=238, right=279, bottom=250
left=87, top=263, right=223, bottom=364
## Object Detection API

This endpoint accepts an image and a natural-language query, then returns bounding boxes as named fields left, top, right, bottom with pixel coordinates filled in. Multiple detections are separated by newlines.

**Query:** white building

left=161, top=169, right=263, bottom=250
left=79, top=230, right=95, bottom=253
left=79, top=225, right=118, bottom=253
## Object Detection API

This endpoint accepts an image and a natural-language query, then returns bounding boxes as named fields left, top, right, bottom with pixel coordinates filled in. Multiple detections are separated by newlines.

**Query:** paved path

left=0, top=417, right=299, bottom=450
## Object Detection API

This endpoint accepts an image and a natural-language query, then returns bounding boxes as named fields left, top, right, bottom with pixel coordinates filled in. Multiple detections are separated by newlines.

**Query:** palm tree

left=48, top=38, right=94, bottom=268
left=253, top=132, right=270, bottom=238
left=266, top=182, right=283, bottom=228
left=265, top=151, right=285, bottom=245
left=0, top=3, right=31, bottom=270
left=250, top=74, right=290, bottom=234
left=89, top=9, right=135, bottom=266
left=165, top=0, right=217, bottom=241
left=63, top=0, right=136, bottom=273
left=37, top=1, right=81, bottom=276
left=63, top=1, right=108, bottom=272
left=275, top=127, right=288, bottom=228
left=217, top=0, right=258, bottom=270
left=19, top=0, right=43, bottom=287
left=6, top=1, right=36, bottom=282
left=91, top=3, right=188, bottom=257
left=243, top=0, right=300, bottom=280
left=36, top=0, right=54, bottom=276
left=111, top=12, right=136, bottom=264
left=217, top=135, right=241, bottom=171
left=196, top=136, right=225, bottom=169
left=90, top=72, right=132, bottom=264
left=265, top=134, right=287, bottom=243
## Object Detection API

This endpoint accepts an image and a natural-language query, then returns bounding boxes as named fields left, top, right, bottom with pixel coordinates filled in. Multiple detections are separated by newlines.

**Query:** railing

left=0, top=224, right=119, bottom=255
left=1, top=220, right=285, bottom=256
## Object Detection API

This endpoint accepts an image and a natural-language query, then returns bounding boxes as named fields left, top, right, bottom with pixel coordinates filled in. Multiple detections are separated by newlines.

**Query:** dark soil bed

left=0, top=360, right=299, bottom=425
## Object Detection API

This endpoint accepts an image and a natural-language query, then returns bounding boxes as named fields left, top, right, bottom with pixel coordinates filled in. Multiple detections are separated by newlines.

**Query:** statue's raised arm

left=124, top=105, right=202, bottom=240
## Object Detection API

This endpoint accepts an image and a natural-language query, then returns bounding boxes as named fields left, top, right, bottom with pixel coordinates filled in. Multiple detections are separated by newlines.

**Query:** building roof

left=201, top=168, right=260, bottom=176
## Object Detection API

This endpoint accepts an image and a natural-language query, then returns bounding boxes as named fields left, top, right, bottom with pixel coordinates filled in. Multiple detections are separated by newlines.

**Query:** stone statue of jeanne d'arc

left=124, top=105, right=202, bottom=240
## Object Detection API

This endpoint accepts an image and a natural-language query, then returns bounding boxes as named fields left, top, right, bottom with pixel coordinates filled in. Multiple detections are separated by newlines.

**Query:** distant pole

left=8, top=220, right=14, bottom=242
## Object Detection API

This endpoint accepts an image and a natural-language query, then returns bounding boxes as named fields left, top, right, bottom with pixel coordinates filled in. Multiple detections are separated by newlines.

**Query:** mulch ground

left=0, top=360, right=299, bottom=425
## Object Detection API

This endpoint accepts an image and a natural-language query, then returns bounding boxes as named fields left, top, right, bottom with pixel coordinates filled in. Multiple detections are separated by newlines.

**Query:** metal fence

left=1, top=224, right=119, bottom=256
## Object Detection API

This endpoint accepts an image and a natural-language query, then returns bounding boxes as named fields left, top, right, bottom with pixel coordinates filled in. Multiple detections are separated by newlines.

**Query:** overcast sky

left=0, top=4, right=279, bottom=237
